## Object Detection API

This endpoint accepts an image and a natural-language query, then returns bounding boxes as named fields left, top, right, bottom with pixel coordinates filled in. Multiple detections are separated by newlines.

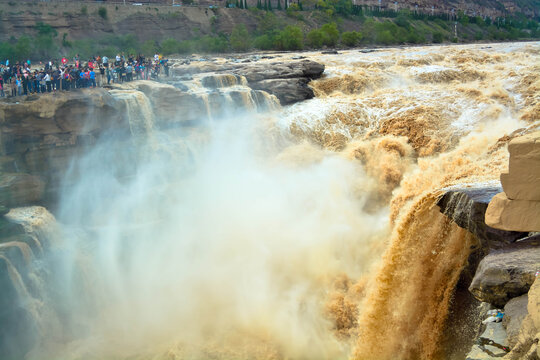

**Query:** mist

left=32, top=113, right=388, bottom=359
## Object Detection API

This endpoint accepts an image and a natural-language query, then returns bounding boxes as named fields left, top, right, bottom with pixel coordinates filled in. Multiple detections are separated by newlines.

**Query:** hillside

left=0, top=0, right=538, bottom=60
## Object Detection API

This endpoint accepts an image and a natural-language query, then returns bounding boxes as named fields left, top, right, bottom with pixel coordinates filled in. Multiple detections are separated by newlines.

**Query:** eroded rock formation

left=486, top=131, right=540, bottom=232
left=171, top=59, right=325, bottom=105
left=468, top=235, right=540, bottom=308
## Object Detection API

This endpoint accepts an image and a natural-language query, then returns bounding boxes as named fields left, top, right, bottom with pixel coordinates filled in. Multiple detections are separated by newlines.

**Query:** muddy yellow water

left=30, top=42, right=539, bottom=360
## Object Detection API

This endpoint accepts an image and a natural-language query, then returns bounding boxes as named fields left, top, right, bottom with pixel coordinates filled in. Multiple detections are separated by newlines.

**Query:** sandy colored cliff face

left=485, top=131, right=540, bottom=232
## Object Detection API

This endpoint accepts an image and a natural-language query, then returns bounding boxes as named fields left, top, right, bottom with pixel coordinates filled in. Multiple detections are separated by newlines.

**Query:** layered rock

left=503, top=294, right=529, bottom=347
left=0, top=206, right=57, bottom=360
left=468, top=235, right=540, bottom=308
left=0, top=173, right=45, bottom=208
left=486, top=131, right=540, bottom=232
left=504, top=278, right=540, bottom=360
left=172, top=59, right=325, bottom=105
left=486, top=193, right=540, bottom=232
left=437, top=184, right=526, bottom=247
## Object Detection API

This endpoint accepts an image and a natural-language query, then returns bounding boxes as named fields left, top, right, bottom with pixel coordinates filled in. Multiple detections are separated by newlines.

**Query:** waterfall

left=1, top=42, right=538, bottom=360
left=109, top=90, right=156, bottom=136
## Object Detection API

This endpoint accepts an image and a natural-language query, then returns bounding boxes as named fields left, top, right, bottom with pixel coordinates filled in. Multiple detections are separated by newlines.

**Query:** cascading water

left=109, top=90, right=156, bottom=135
left=3, top=42, right=539, bottom=360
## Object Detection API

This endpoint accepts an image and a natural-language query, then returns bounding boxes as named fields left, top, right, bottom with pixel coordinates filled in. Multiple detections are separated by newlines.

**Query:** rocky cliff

left=0, top=59, right=322, bottom=205
left=437, top=130, right=540, bottom=360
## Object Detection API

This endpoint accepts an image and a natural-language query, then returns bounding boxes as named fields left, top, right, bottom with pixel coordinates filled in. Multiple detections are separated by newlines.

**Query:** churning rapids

left=7, top=42, right=540, bottom=360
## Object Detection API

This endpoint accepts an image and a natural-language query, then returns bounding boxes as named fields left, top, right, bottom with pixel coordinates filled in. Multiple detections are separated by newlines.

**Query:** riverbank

left=0, top=0, right=538, bottom=61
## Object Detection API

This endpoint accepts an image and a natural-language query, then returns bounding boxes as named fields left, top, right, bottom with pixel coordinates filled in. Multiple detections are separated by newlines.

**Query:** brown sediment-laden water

left=7, top=42, right=540, bottom=360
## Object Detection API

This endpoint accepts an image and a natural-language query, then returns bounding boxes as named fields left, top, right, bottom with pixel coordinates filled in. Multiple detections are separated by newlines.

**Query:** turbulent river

left=12, top=42, right=540, bottom=360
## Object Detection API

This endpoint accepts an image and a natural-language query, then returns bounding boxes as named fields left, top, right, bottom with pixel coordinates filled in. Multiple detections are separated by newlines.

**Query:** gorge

left=0, top=41, right=539, bottom=360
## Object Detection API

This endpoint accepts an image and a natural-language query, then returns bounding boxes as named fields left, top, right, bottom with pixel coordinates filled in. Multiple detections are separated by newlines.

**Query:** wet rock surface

left=504, top=278, right=540, bottom=360
left=466, top=322, right=509, bottom=360
left=437, top=184, right=527, bottom=247
left=468, top=235, right=540, bottom=308
left=172, top=59, right=325, bottom=105
left=0, top=173, right=45, bottom=208
left=504, top=294, right=529, bottom=347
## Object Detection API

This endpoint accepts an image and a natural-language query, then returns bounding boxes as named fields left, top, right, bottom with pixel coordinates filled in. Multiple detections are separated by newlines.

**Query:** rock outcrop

left=503, top=294, right=530, bottom=347
left=466, top=322, right=510, bottom=360
left=0, top=173, right=45, bottom=208
left=486, top=131, right=540, bottom=232
left=486, top=193, right=540, bottom=232
left=0, top=206, right=57, bottom=360
left=0, top=56, right=318, bottom=207
left=504, top=278, right=540, bottom=360
left=468, top=235, right=540, bottom=308
left=437, top=184, right=527, bottom=247
left=172, top=59, right=325, bottom=105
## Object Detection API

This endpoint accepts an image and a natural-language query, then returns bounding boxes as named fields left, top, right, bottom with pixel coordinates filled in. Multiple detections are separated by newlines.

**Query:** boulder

left=466, top=322, right=509, bottom=360
left=485, top=192, right=540, bottom=232
left=504, top=278, right=540, bottom=360
left=437, top=184, right=526, bottom=247
left=234, top=60, right=324, bottom=105
left=250, top=78, right=315, bottom=105
left=469, top=236, right=540, bottom=308
left=113, top=81, right=209, bottom=125
left=486, top=131, right=540, bottom=232
left=172, top=59, right=325, bottom=105
left=235, top=60, right=325, bottom=82
left=500, top=131, right=540, bottom=201
left=503, top=294, right=529, bottom=347
left=501, top=171, right=540, bottom=201
left=0, top=173, right=45, bottom=208
left=0, top=89, right=121, bottom=142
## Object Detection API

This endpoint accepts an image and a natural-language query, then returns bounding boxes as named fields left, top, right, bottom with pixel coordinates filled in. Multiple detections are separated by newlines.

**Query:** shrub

left=35, top=22, right=58, bottom=37
left=320, top=22, right=339, bottom=46
left=341, top=31, right=362, bottom=46
left=286, top=3, right=300, bottom=16
left=252, top=34, right=274, bottom=50
left=177, top=40, right=193, bottom=54
left=0, top=42, right=14, bottom=61
left=376, top=30, right=394, bottom=45
left=275, top=25, right=303, bottom=50
left=161, top=38, right=180, bottom=55
left=98, top=7, right=107, bottom=20
left=230, top=24, right=251, bottom=51
left=140, top=40, right=158, bottom=56
left=197, top=35, right=228, bottom=53
left=432, top=31, right=443, bottom=43
left=81, top=6, right=88, bottom=15
left=307, top=29, right=324, bottom=47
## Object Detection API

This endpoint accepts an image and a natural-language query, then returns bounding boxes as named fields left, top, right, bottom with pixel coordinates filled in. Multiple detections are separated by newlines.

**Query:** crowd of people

left=0, top=53, right=170, bottom=98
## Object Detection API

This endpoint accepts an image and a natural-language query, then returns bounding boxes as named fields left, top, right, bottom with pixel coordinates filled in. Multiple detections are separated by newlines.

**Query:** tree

left=341, top=31, right=362, bottom=46
left=275, top=25, right=303, bottom=50
left=307, top=29, right=324, bottom=47
left=230, top=24, right=251, bottom=51
left=98, top=7, right=108, bottom=20
left=432, top=31, right=443, bottom=43
left=161, top=38, right=180, bottom=55
left=320, top=22, right=339, bottom=46
left=277, top=0, right=282, bottom=10
left=376, top=30, right=394, bottom=44
left=141, top=40, right=158, bottom=56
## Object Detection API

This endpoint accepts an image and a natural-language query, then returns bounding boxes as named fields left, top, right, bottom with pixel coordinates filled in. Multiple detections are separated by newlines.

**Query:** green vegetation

left=0, top=6, right=538, bottom=61
left=98, top=7, right=108, bottom=20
